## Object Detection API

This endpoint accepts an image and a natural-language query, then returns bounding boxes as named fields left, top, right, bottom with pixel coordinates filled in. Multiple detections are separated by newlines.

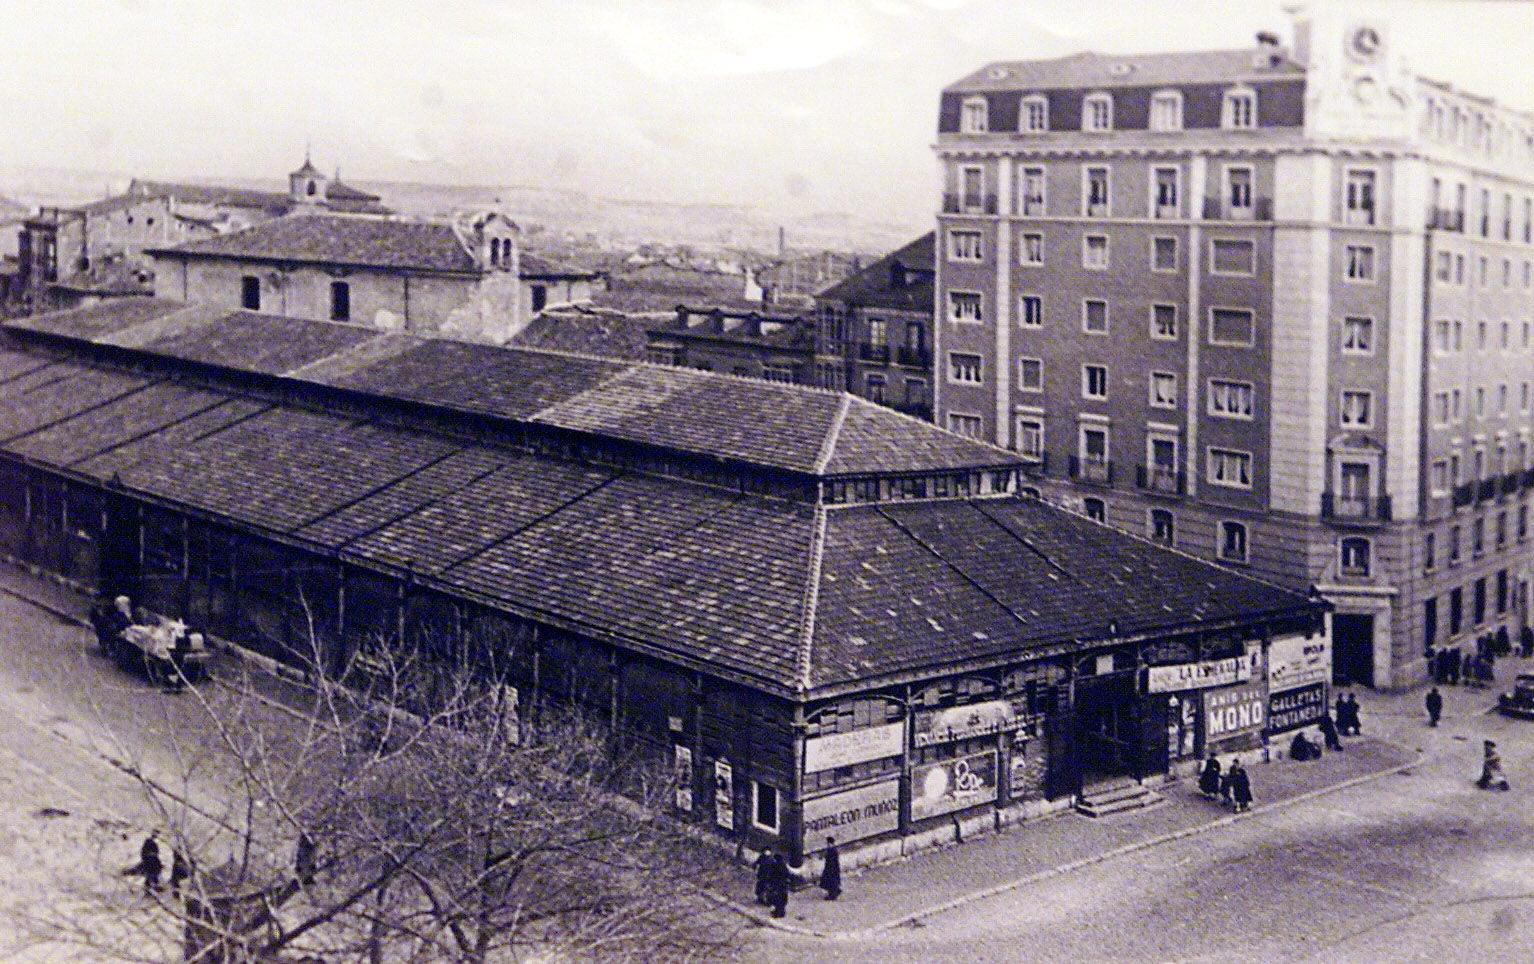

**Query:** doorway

left=1073, top=673, right=1140, bottom=785
left=1333, top=613, right=1375, bottom=687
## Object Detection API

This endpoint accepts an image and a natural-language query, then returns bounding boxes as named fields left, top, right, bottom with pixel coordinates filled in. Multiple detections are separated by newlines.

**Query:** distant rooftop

left=945, top=47, right=1304, bottom=94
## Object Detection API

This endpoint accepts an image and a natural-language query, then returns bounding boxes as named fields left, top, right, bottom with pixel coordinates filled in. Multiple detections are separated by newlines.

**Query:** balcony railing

left=1200, top=197, right=1272, bottom=221
left=857, top=343, right=890, bottom=363
left=1135, top=464, right=1185, bottom=496
left=895, top=346, right=931, bottom=368
left=1069, top=455, right=1113, bottom=485
left=1453, top=482, right=1475, bottom=507
left=1428, top=208, right=1466, bottom=232
left=1321, top=492, right=1393, bottom=523
left=942, top=193, right=998, bottom=215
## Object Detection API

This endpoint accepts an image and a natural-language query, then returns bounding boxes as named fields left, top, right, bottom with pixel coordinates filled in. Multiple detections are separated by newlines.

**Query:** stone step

left=1075, top=783, right=1164, bottom=818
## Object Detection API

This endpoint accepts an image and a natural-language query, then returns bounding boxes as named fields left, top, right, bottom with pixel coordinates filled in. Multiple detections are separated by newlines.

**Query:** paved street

left=2, top=564, right=1534, bottom=963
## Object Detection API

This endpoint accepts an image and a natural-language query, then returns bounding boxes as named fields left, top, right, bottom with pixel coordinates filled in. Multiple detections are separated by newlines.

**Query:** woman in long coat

left=1198, top=756, right=1222, bottom=798
left=818, top=837, right=842, bottom=901
left=1230, top=761, right=1253, bottom=812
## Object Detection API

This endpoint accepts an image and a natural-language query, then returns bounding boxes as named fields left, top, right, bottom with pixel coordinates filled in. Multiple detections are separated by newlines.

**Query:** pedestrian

left=1520, top=624, right=1534, bottom=659
left=754, top=847, right=776, bottom=906
left=1229, top=760, right=1253, bottom=813
left=818, top=836, right=842, bottom=901
left=169, top=849, right=191, bottom=898
left=295, top=832, right=317, bottom=886
left=1198, top=755, right=1222, bottom=798
left=1496, top=625, right=1511, bottom=657
left=1289, top=730, right=1318, bottom=761
left=765, top=852, right=790, bottom=919
left=1319, top=712, right=1343, bottom=751
left=1219, top=761, right=1235, bottom=806
left=137, top=832, right=162, bottom=894
left=1449, top=648, right=1462, bottom=685
left=1425, top=686, right=1443, bottom=727
left=1335, top=693, right=1348, bottom=729
left=1342, top=693, right=1363, bottom=735
left=1477, top=740, right=1511, bottom=791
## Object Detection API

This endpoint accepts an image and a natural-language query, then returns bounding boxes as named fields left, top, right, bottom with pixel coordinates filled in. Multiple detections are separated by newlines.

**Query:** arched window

left=1218, top=521, right=1249, bottom=563
left=306, top=180, right=317, bottom=196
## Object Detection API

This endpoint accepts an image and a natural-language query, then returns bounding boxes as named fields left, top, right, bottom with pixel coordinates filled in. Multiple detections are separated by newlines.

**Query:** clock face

left=1350, top=25, right=1381, bottom=60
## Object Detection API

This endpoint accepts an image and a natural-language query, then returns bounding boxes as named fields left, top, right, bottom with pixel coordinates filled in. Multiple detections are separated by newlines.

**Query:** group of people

left=754, top=837, right=842, bottom=919
left=89, top=592, right=207, bottom=688
left=1196, top=756, right=1253, bottom=812
left=1430, top=626, right=1533, bottom=688
left=123, top=831, right=192, bottom=897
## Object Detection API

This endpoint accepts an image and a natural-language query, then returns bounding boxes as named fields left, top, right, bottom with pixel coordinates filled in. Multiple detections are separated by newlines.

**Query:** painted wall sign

left=1268, top=681, right=1328, bottom=733
left=912, top=700, right=1016, bottom=748
left=1268, top=631, right=1332, bottom=691
left=911, top=751, right=998, bottom=820
left=713, top=760, right=734, bottom=830
left=804, top=721, right=905, bottom=773
left=1204, top=680, right=1267, bottom=739
left=1147, top=651, right=1260, bottom=693
left=800, top=779, right=901, bottom=844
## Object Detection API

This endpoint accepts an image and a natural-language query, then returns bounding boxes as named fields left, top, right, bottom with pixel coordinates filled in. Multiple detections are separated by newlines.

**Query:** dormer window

left=1149, top=91, right=1183, bottom=132
left=1083, top=93, right=1113, bottom=132
left=1223, top=88, right=1257, bottom=129
left=1020, top=95, right=1049, bottom=133
left=960, top=96, right=989, bottom=134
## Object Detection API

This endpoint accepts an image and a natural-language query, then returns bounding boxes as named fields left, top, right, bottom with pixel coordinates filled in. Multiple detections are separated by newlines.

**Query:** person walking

left=1229, top=760, right=1253, bottom=813
left=818, top=836, right=842, bottom=901
left=1342, top=693, right=1363, bottom=735
left=295, top=833, right=317, bottom=886
left=1219, top=760, right=1235, bottom=807
left=1319, top=712, right=1343, bottom=752
left=1198, top=756, right=1222, bottom=798
left=137, top=832, right=162, bottom=894
left=754, top=848, right=776, bottom=906
left=1425, top=686, right=1444, bottom=727
left=1477, top=740, right=1511, bottom=791
left=169, top=849, right=191, bottom=899
left=764, top=852, right=790, bottom=919
left=1520, top=624, right=1533, bottom=659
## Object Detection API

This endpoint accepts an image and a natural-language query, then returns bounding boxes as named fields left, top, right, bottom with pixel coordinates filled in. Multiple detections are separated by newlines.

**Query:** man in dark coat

left=138, top=832, right=162, bottom=894
left=1198, top=756, right=1222, bottom=798
left=1343, top=693, right=1363, bottom=735
left=764, top=852, right=790, bottom=919
left=1521, top=624, right=1534, bottom=659
left=754, top=848, right=776, bottom=906
left=1229, top=761, right=1253, bottom=812
left=1426, top=686, right=1444, bottom=727
left=1319, top=712, right=1343, bottom=751
left=295, top=832, right=317, bottom=886
left=818, top=836, right=842, bottom=901
left=169, top=849, right=191, bottom=898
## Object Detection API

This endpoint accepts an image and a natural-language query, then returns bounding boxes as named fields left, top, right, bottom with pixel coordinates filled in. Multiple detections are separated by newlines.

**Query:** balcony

left=896, top=346, right=931, bottom=368
left=1502, top=472, right=1522, bottom=496
left=1136, top=464, right=1185, bottom=496
left=1453, top=482, right=1475, bottom=508
left=942, top=193, right=998, bottom=215
left=857, top=343, right=890, bottom=364
left=1322, top=492, right=1393, bottom=524
left=1201, top=197, right=1272, bottom=221
left=1428, top=208, right=1465, bottom=232
left=1477, top=478, right=1498, bottom=503
left=1069, top=455, right=1113, bottom=486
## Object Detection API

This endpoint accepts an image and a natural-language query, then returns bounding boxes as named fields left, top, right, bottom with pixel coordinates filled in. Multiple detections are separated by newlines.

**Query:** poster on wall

left=911, top=751, right=998, bottom=821
left=804, top=721, right=904, bottom=773
left=1268, top=632, right=1332, bottom=691
left=1204, top=680, right=1266, bottom=740
left=800, top=779, right=901, bottom=844
left=713, top=759, right=734, bottom=829
left=673, top=745, right=693, bottom=812
left=912, top=700, right=1016, bottom=747
left=1268, top=681, right=1328, bottom=733
left=1147, top=651, right=1260, bottom=693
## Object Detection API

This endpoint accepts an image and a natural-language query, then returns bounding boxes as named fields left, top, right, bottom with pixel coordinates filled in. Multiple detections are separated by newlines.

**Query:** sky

left=2, top=0, right=1533, bottom=232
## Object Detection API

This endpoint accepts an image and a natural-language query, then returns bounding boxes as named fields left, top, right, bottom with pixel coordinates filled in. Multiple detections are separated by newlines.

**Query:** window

left=1344, top=245, right=1376, bottom=281
left=1020, top=233, right=1044, bottom=265
left=1015, top=417, right=1044, bottom=459
left=1084, top=166, right=1110, bottom=216
left=1082, top=235, right=1109, bottom=270
left=1082, top=299, right=1108, bottom=333
left=1449, top=525, right=1462, bottom=564
left=1152, top=237, right=1178, bottom=272
left=240, top=275, right=260, bottom=311
left=1211, top=239, right=1255, bottom=275
left=1424, top=532, right=1436, bottom=571
left=1225, top=167, right=1253, bottom=218
left=1208, top=379, right=1254, bottom=418
left=1152, top=167, right=1180, bottom=217
left=947, top=413, right=983, bottom=438
left=1083, top=92, right=1113, bottom=132
left=1223, top=88, right=1256, bottom=129
left=1207, top=448, right=1253, bottom=488
left=1151, top=304, right=1178, bottom=340
left=329, top=281, right=350, bottom=321
left=1342, top=316, right=1373, bottom=354
left=1344, top=170, right=1377, bottom=225
left=1449, top=586, right=1463, bottom=633
left=1209, top=307, right=1255, bottom=347
left=949, top=291, right=982, bottom=323
left=948, top=352, right=983, bottom=384
left=751, top=781, right=780, bottom=832
left=1431, top=459, right=1449, bottom=493
left=1219, top=521, right=1249, bottom=562
left=1433, top=393, right=1451, bottom=426
left=1149, top=509, right=1175, bottom=546
left=1083, top=498, right=1107, bottom=523
left=949, top=230, right=983, bottom=262
left=1079, top=425, right=1109, bottom=462
left=530, top=284, right=548, bottom=313
left=1150, top=372, right=1178, bottom=408
left=1020, top=166, right=1046, bottom=215
left=1020, top=96, right=1048, bottom=133
left=1340, top=390, right=1373, bottom=428
left=903, top=378, right=927, bottom=406
left=1339, top=537, right=1372, bottom=577
left=1082, top=364, right=1108, bottom=400
left=1435, top=251, right=1452, bottom=282
left=960, top=96, right=988, bottom=133
left=1017, top=357, right=1042, bottom=391
left=1150, top=91, right=1183, bottom=131
left=961, top=166, right=985, bottom=212
left=1015, top=295, right=1043, bottom=329
left=1473, top=518, right=1485, bottom=556
left=867, top=318, right=887, bottom=346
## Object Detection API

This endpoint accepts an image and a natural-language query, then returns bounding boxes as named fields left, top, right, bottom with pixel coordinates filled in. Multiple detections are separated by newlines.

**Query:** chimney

left=1254, top=30, right=1285, bottom=69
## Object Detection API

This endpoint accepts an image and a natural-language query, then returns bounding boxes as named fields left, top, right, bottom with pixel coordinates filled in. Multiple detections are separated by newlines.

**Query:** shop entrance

left=1333, top=614, right=1375, bottom=687
left=1073, top=672, right=1140, bottom=785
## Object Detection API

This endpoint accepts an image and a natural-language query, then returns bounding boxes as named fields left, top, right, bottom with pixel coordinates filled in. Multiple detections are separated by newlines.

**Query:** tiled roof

left=150, top=215, right=481, bottom=273
left=519, top=252, right=599, bottom=279
left=816, top=233, right=934, bottom=312
left=946, top=48, right=1304, bottom=93
left=510, top=308, right=653, bottom=361
left=130, top=180, right=292, bottom=212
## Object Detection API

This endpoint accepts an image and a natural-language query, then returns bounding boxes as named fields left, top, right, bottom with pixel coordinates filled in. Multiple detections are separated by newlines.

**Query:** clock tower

left=1296, top=5, right=1414, bottom=141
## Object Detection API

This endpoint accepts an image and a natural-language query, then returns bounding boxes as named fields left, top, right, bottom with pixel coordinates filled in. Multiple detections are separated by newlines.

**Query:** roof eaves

left=144, top=247, right=482, bottom=278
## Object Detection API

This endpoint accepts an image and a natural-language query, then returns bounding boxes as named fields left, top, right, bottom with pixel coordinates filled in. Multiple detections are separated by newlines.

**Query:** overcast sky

left=2, top=0, right=1530, bottom=231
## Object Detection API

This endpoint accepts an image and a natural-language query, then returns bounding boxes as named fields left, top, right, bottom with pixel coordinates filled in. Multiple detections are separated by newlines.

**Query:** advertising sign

left=804, top=721, right=904, bottom=773
left=1204, top=680, right=1267, bottom=739
left=911, top=751, right=998, bottom=821
left=801, top=779, right=901, bottom=844
left=1268, top=632, right=1332, bottom=691
left=1147, top=651, right=1260, bottom=693
left=912, top=700, right=1017, bottom=748
left=1268, top=681, right=1328, bottom=733
left=713, top=760, right=734, bottom=830
left=673, top=745, right=693, bottom=812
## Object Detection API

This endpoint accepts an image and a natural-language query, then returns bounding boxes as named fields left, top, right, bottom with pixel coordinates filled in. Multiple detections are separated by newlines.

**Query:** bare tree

left=26, top=611, right=743, bottom=964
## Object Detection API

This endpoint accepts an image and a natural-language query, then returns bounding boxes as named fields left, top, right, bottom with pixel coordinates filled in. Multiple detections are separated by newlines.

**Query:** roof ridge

left=814, top=394, right=851, bottom=475
left=793, top=503, right=829, bottom=693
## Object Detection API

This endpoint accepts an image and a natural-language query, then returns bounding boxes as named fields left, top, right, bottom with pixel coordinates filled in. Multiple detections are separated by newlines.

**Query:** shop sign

left=912, top=700, right=1016, bottom=748
left=1205, top=681, right=1266, bottom=739
left=673, top=745, right=693, bottom=812
left=1147, top=651, right=1259, bottom=693
left=1268, top=632, right=1331, bottom=691
left=801, top=779, right=901, bottom=844
left=804, top=721, right=904, bottom=773
left=713, top=760, right=734, bottom=830
left=911, top=751, right=997, bottom=821
left=1268, top=681, right=1328, bottom=733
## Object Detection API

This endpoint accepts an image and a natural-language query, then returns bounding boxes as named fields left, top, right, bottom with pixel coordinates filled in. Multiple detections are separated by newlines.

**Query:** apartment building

left=933, top=8, right=1534, bottom=689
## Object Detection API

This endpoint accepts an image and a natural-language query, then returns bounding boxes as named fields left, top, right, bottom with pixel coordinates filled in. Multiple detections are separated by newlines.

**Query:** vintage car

left=1497, top=674, right=1534, bottom=719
